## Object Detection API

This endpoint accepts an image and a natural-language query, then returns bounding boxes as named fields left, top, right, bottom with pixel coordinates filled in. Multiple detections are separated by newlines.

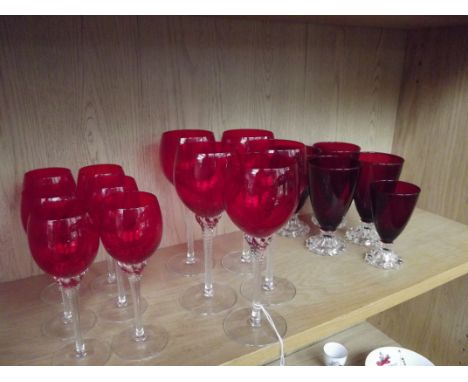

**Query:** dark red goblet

left=223, top=152, right=298, bottom=346
left=220, top=128, right=275, bottom=274
left=346, top=152, right=404, bottom=247
left=306, top=155, right=359, bottom=256
left=159, top=129, right=215, bottom=276
left=100, top=191, right=167, bottom=360
left=27, top=199, right=109, bottom=365
left=365, top=180, right=421, bottom=270
left=174, top=140, right=237, bottom=315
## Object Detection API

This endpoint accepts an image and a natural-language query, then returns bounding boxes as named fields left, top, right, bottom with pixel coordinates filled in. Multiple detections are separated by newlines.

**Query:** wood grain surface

left=1, top=208, right=467, bottom=365
left=0, top=16, right=406, bottom=282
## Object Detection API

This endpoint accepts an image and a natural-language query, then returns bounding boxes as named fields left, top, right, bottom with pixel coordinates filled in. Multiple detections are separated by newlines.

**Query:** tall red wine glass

left=346, top=152, right=404, bottom=247
left=27, top=198, right=110, bottom=365
left=220, top=128, right=275, bottom=275
left=305, top=155, right=359, bottom=256
left=365, top=180, right=420, bottom=270
left=174, top=140, right=237, bottom=315
left=223, top=152, right=298, bottom=346
left=160, top=129, right=215, bottom=276
left=240, top=139, right=305, bottom=305
left=77, top=164, right=125, bottom=293
left=100, top=191, right=166, bottom=360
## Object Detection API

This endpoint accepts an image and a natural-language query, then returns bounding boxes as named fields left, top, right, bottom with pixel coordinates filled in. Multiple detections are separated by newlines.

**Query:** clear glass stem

left=289, top=214, right=299, bottom=227
left=263, top=241, right=275, bottom=291
left=185, top=207, right=196, bottom=265
left=128, top=273, right=146, bottom=341
left=248, top=237, right=270, bottom=328
left=106, top=255, right=116, bottom=283
left=115, top=261, right=127, bottom=307
left=240, top=233, right=251, bottom=263
left=63, top=285, right=86, bottom=358
left=202, top=226, right=215, bottom=298
left=60, top=286, right=73, bottom=323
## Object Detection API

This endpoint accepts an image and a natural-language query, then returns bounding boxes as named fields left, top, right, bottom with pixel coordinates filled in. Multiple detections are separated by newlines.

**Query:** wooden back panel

left=0, top=16, right=406, bottom=281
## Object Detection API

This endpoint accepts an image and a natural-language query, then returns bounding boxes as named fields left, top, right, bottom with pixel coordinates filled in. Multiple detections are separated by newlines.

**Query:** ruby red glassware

left=305, top=156, right=360, bottom=256
left=240, top=139, right=306, bottom=305
left=27, top=198, right=110, bottom=365
left=223, top=152, right=298, bottom=346
left=160, top=129, right=215, bottom=277
left=365, top=180, right=421, bottom=270
left=346, top=152, right=404, bottom=247
left=100, top=191, right=167, bottom=360
left=174, top=140, right=237, bottom=315
left=220, top=128, right=275, bottom=275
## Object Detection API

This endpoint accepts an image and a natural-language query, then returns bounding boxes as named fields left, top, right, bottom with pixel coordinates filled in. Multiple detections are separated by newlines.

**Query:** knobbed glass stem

left=63, top=285, right=86, bottom=358
left=185, top=207, right=196, bottom=265
left=128, top=273, right=146, bottom=341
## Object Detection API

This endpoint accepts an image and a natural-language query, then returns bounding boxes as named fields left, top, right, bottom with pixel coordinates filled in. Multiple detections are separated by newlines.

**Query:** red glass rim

left=78, top=163, right=124, bottom=176
left=371, top=180, right=421, bottom=195
left=102, top=191, right=158, bottom=211
left=23, top=167, right=75, bottom=190
left=312, top=141, right=361, bottom=154
left=359, top=152, right=404, bottom=166
left=161, top=129, right=215, bottom=139
left=308, top=155, right=360, bottom=171
left=247, top=138, right=305, bottom=153
left=221, top=129, right=274, bottom=144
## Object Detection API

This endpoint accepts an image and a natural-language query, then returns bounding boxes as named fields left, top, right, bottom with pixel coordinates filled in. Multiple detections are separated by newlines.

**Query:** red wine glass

left=174, top=140, right=237, bottom=315
left=345, top=152, right=404, bottom=246
left=240, top=139, right=306, bottom=305
left=27, top=198, right=110, bottom=365
left=21, top=167, right=79, bottom=306
left=220, top=128, right=275, bottom=275
left=310, top=142, right=361, bottom=228
left=160, top=129, right=215, bottom=276
left=88, top=175, right=146, bottom=323
left=77, top=164, right=125, bottom=293
left=100, top=191, right=167, bottom=360
left=365, top=180, right=421, bottom=269
left=305, top=155, right=359, bottom=256
left=223, top=152, right=298, bottom=346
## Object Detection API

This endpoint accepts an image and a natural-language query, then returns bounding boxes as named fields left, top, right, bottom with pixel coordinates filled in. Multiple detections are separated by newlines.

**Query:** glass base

left=52, top=338, right=111, bottom=365
left=305, top=233, right=346, bottom=256
left=223, top=307, right=287, bottom=347
left=311, top=216, right=346, bottom=229
left=365, top=247, right=403, bottom=270
left=166, top=252, right=213, bottom=277
left=221, top=251, right=252, bottom=275
left=98, top=296, right=148, bottom=323
left=277, top=216, right=310, bottom=238
left=112, top=325, right=169, bottom=361
left=90, top=273, right=119, bottom=297
left=240, top=276, right=296, bottom=305
left=179, top=283, right=237, bottom=315
left=42, top=309, right=97, bottom=339
left=345, top=223, right=380, bottom=247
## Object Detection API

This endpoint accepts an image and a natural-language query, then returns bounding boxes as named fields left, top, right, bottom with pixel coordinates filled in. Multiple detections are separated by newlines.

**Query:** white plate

left=365, top=346, right=434, bottom=366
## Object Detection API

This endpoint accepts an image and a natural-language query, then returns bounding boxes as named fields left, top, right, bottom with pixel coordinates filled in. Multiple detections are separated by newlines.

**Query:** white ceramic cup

left=323, top=342, right=348, bottom=366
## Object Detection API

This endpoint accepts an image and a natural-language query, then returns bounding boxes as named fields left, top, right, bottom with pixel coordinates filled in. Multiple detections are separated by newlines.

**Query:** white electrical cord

left=259, top=304, right=286, bottom=366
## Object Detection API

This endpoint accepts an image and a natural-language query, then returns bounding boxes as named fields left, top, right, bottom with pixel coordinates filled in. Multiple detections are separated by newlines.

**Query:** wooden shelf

left=1, top=207, right=468, bottom=365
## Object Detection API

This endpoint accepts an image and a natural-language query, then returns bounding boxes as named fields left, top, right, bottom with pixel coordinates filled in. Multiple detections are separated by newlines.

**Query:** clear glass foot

left=221, top=251, right=253, bottom=275
left=345, top=222, right=379, bottom=246
left=365, top=245, right=403, bottom=270
left=98, top=296, right=148, bottom=322
left=52, top=338, right=111, bottom=365
left=305, top=231, right=346, bottom=256
left=179, top=283, right=237, bottom=315
left=240, top=276, right=296, bottom=305
left=277, top=214, right=310, bottom=238
left=42, top=309, right=97, bottom=339
left=166, top=252, right=208, bottom=277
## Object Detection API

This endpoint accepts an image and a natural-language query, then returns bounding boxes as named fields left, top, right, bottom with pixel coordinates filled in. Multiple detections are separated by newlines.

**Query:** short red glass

left=174, top=140, right=237, bottom=315
left=159, top=129, right=215, bottom=277
left=27, top=198, right=109, bottom=365
left=99, top=191, right=167, bottom=360
left=305, top=155, right=359, bottom=256
left=223, top=152, right=298, bottom=346
left=365, top=180, right=421, bottom=270
left=346, top=152, right=404, bottom=247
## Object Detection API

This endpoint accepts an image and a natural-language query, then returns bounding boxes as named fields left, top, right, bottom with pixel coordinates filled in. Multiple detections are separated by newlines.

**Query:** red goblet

left=365, top=180, right=421, bottom=270
left=160, top=129, right=215, bottom=276
left=21, top=167, right=78, bottom=306
left=27, top=198, right=110, bottom=365
left=305, top=155, right=359, bottom=256
left=77, top=164, right=125, bottom=293
left=345, top=152, right=404, bottom=246
left=240, top=139, right=306, bottom=305
left=100, top=191, right=167, bottom=360
left=223, top=152, right=298, bottom=346
left=220, top=128, right=275, bottom=275
left=174, top=140, right=237, bottom=315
